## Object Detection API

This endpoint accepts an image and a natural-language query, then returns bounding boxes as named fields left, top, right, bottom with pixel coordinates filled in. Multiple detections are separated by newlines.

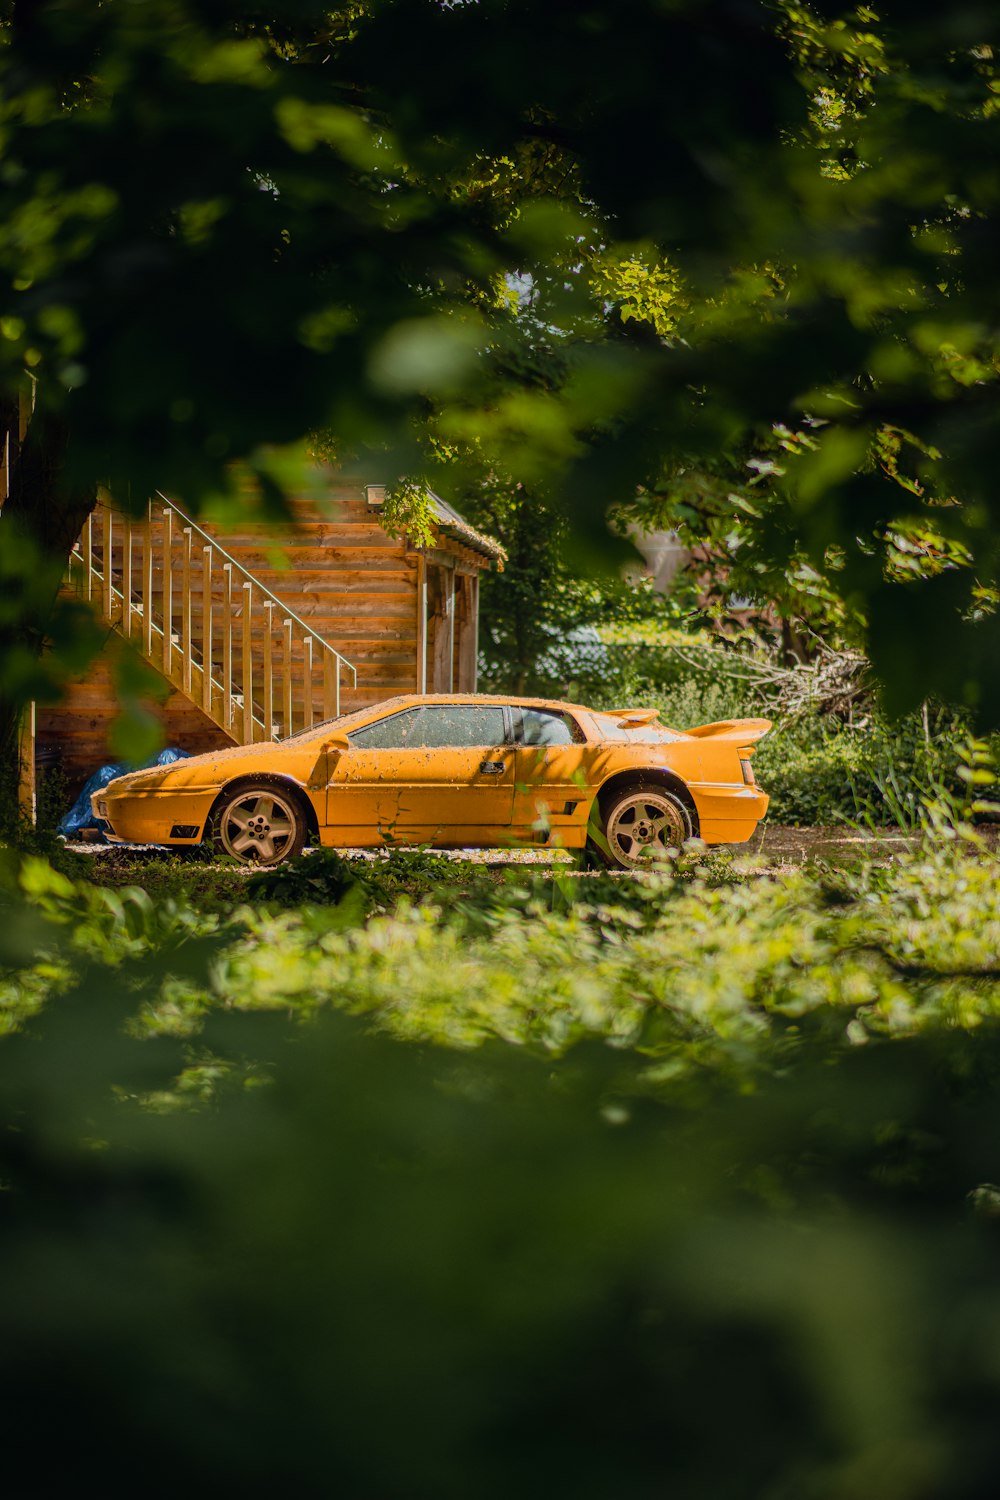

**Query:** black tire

left=211, top=782, right=307, bottom=866
left=596, top=785, right=691, bottom=870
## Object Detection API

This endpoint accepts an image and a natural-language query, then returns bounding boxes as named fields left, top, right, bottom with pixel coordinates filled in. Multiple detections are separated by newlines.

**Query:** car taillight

left=739, top=757, right=755, bottom=785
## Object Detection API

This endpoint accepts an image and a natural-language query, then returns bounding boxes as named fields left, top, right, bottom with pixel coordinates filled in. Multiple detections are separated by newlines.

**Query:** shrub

left=245, top=845, right=363, bottom=908
left=754, top=721, right=872, bottom=824
left=754, top=709, right=974, bottom=827
left=245, top=846, right=502, bottom=913
left=566, top=631, right=982, bottom=827
left=6, top=835, right=1000, bottom=1494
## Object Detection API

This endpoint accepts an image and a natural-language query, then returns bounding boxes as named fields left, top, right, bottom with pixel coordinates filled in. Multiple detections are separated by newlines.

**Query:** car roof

left=282, top=692, right=605, bottom=746
left=359, top=693, right=593, bottom=716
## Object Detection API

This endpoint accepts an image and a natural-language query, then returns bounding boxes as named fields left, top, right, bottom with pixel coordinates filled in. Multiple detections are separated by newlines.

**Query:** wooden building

left=32, top=473, right=504, bottom=790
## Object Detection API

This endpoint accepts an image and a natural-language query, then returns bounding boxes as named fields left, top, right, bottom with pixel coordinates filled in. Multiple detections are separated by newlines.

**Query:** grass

left=54, top=820, right=990, bottom=923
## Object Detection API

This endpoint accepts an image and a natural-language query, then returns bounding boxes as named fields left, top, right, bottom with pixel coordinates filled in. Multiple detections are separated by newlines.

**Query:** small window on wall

left=515, top=708, right=585, bottom=746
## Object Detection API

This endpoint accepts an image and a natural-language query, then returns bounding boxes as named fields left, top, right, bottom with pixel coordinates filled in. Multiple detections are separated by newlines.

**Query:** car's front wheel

left=212, top=782, right=307, bottom=865
left=598, top=785, right=691, bottom=870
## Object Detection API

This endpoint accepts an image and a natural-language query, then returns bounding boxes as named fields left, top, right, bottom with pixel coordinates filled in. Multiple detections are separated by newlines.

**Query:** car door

left=511, top=706, right=593, bottom=840
left=387, top=703, right=514, bottom=841
left=325, top=707, right=423, bottom=832
left=326, top=703, right=514, bottom=843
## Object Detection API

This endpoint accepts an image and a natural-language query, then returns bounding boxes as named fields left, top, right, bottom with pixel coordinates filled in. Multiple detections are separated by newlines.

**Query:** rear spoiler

left=683, top=718, right=772, bottom=746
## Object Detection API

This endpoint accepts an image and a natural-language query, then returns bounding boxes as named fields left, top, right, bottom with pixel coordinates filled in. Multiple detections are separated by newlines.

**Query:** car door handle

left=479, top=760, right=506, bottom=774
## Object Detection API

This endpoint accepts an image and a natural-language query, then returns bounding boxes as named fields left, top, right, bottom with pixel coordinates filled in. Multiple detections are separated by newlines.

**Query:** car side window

left=348, top=710, right=423, bottom=749
left=404, top=705, right=507, bottom=748
left=348, top=705, right=507, bottom=750
left=516, top=708, right=584, bottom=746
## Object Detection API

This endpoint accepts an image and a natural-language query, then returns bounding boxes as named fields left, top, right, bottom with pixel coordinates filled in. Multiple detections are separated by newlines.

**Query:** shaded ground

left=748, top=822, right=1000, bottom=872
left=64, top=823, right=1000, bottom=883
left=748, top=823, right=920, bottom=869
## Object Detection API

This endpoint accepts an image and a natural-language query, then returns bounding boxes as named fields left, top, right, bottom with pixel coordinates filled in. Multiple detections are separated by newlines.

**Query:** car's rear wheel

left=212, top=782, right=307, bottom=865
left=598, top=785, right=690, bottom=870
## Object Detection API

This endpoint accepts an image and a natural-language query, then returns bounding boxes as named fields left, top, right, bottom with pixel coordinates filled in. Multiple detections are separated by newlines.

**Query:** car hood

left=107, top=741, right=284, bottom=794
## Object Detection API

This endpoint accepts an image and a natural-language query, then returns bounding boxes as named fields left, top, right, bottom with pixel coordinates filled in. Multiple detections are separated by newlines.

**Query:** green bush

left=560, top=629, right=986, bottom=827
left=246, top=846, right=504, bottom=914
left=6, top=821, right=1000, bottom=1068
left=6, top=835, right=1000, bottom=1494
left=573, top=641, right=977, bottom=827
left=754, top=711, right=976, bottom=827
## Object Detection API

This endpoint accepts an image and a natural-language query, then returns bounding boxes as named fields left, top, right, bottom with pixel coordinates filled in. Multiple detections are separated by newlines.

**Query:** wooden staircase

left=70, top=492, right=357, bottom=744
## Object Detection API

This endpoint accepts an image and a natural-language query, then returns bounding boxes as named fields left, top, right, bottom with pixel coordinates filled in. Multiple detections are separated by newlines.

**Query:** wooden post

left=121, top=514, right=133, bottom=637
left=142, top=506, right=153, bottom=657
left=447, top=571, right=456, bottom=690
left=453, top=574, right=463, bottom=693
left=415, top=553, right=427, bottom=695
left=82, top=512, right=94, bottom=603
left=263, top=601, right=274, bottom=739
left=181, top=527, right=193, bottom=695
left=283, top=618, right=294, bottom=737
left=161, top=507, right=173, bottom=675
left=102, top=505, right=113, bottom=622
left=242, top=581, right=254, bottom=743
left=202, top=546, right=213, bottom=714
left=17, top=701, right=35, bottom=828
left=322, top=651, right=335, bottom=721
left=222, top=564, right=233, bottom=734
left=455, top=574, right=478, bottom=692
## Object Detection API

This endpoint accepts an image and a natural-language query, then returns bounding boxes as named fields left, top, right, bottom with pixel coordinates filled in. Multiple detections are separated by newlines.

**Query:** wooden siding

left=197, top=490, right=421, bottom=710
left=36, top=476, right=492, bottom=792
left=37, top=648, right=232, bottom=789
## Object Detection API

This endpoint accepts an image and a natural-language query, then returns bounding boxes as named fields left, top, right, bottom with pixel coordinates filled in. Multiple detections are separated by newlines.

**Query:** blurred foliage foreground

left=5, top=833, right=1000, bottom=1498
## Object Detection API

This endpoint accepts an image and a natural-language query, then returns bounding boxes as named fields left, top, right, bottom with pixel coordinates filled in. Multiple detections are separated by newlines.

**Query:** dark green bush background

left=557, top=640, right=973, bottom=827
left=6, top=840, right=1000, bottom=1497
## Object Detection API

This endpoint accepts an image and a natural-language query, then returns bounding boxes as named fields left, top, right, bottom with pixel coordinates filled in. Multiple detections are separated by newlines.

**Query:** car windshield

left=281, top=705, right=385, bottom=744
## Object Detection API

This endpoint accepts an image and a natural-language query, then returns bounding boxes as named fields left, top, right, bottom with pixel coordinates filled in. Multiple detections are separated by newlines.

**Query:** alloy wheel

left=218, top=789, right=300, bottom=864
left=605, top=789, right=688, bottom=868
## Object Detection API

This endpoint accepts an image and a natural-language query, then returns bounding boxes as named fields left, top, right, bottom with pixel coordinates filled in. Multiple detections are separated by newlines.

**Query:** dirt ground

left=65, top=823, right=1000, bottom=877
left=744, top=823, right=921, bottom=868
left=746, top=822, right=1000, bottom=870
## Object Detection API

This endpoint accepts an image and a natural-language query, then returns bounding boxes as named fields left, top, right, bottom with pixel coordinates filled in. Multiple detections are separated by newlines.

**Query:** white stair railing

left=71, top=492, right=357, bottom=743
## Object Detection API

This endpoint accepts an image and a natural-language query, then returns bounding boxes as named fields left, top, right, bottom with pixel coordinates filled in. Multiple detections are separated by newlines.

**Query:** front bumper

left=91, top=787, right=215, bottom=846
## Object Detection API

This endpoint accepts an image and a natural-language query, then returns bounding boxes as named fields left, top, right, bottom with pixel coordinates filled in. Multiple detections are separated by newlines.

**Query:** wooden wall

left=198, top=482, right=421, bottom=713
left=35, top=476, right=491, bottom=794
left=37, top=641, right=231, bottom=791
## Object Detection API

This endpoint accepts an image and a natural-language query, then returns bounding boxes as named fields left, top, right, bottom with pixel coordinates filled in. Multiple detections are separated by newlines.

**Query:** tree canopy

left=1, top=0, right=999, bottom=730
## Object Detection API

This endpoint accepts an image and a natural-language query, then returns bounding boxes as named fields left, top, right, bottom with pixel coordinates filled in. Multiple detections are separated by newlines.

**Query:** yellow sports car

left=92, top=693, right=770, bottom=870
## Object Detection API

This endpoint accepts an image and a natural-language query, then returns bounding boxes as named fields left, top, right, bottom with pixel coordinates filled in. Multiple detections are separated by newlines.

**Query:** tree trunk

left=0, top=397, right=97, bottom=831
left=779, top=615, right=812, bottom=667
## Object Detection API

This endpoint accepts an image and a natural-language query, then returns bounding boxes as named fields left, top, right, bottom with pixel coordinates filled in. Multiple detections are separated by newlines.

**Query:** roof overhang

left=365, top=484, right=505, bottom=566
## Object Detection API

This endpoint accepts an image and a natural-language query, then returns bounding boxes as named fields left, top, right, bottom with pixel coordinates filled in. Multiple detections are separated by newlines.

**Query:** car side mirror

left=308, top=733, right=351, bottom=791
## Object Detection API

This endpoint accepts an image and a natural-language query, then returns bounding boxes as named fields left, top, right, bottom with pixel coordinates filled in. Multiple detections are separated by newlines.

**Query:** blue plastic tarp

left=58, top=748, right=190, bottom=840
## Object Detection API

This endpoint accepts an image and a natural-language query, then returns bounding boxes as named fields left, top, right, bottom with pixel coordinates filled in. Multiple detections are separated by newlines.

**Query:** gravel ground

left=61, top=824, right=998, bottom=874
